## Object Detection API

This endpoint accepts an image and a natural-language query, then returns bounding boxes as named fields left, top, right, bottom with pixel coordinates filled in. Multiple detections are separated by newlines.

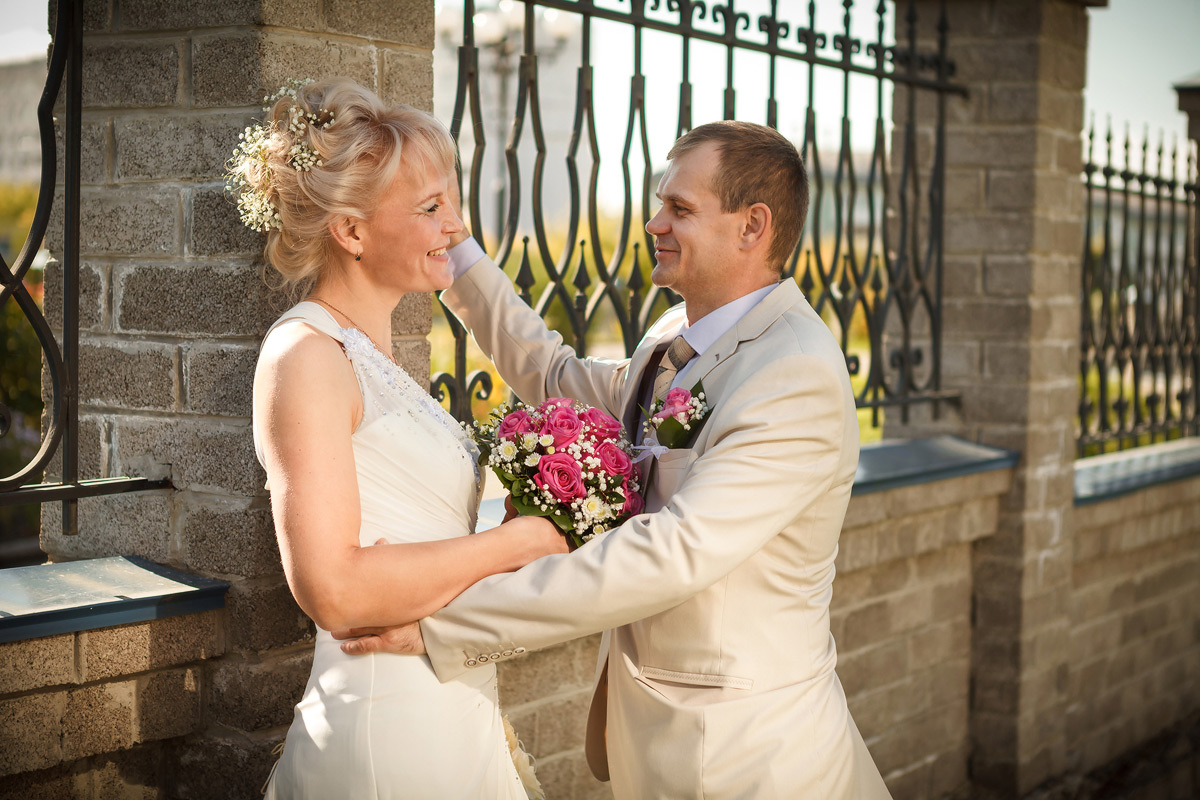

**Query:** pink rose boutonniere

left=639, top=379, right=711, bottom=455
left=467, top=397, right=645, bottom=549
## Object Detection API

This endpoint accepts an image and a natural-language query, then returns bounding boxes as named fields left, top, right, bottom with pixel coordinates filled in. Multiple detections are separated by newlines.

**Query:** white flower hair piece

left=225, top=78, right=336, bottom=233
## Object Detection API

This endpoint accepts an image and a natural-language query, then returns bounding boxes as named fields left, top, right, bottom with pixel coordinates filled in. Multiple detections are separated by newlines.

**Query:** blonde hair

left=231, top=78, right=456, bottom=294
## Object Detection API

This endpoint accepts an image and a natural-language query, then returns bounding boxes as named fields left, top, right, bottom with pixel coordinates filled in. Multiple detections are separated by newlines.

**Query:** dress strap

left=262, top=301, right=347, bottom=345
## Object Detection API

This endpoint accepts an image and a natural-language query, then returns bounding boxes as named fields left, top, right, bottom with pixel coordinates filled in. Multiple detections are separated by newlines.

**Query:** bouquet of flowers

left=468, top=397, right=645, bottom=549
left=640, top=382, right=711, bottom=451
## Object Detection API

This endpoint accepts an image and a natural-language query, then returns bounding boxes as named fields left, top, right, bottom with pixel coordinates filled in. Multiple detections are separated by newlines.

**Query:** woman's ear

left=740, top=202, right=771, bottom=251
left=328, top=216, right=364, bottom=259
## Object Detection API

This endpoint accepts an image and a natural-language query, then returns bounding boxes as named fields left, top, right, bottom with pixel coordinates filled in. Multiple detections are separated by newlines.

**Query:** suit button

left=466, top=659, right=477, bottom=667
left=514, top=647, right=526, bottom=654
left=502, top=650, right=513, bottom=657
left=477, top=654, right=489, bottom=662
left=489, top=652, right=501, bottom=660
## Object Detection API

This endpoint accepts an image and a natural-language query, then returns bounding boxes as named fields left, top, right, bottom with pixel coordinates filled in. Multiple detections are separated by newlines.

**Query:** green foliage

left=0, top=182, right=38, bottom=263
left=0, top=182, right=44, bottom=545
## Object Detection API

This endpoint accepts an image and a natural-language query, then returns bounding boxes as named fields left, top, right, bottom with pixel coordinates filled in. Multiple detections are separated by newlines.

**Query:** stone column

left=41, top=0, right=435, bottom=793
left=887, top=1, right=1095, bottom=796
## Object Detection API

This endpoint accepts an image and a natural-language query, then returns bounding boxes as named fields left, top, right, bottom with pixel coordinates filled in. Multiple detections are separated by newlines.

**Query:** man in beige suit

left=340, top=122, right=891, bottom=799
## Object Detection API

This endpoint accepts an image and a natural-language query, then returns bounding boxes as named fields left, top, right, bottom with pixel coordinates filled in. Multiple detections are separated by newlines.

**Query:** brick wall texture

left=1068, top=477, right=1200, bottom=782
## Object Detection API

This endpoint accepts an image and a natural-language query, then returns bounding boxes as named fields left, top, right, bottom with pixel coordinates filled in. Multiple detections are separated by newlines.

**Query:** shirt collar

left=678, top=283, right=778, bottom=356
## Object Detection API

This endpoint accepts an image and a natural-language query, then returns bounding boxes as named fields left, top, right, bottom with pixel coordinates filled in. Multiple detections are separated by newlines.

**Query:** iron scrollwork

left=433, top=0, right=966, bottom=428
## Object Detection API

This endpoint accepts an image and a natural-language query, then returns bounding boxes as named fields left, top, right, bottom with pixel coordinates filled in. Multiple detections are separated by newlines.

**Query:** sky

left=1, top=0, right=1196, bottom=153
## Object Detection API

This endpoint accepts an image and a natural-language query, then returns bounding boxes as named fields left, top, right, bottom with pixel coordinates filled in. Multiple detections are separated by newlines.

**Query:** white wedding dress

left=255, top=303, right=534, bottom=800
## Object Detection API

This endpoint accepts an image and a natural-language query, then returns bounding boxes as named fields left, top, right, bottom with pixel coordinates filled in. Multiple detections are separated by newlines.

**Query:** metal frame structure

left=432, top=0, right=966, bottom=425
left=1078, top=121, right=1200, bottom=456
left=0, top=0, right=169, bottom=531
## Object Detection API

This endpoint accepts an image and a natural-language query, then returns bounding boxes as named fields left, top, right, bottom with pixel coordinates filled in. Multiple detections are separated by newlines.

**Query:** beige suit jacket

left=423, top=254, right=891, bottom=799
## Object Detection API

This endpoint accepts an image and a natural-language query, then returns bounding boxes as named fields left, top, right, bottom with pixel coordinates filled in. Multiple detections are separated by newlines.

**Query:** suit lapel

left=624, top=280, right=802, bottom=496
left=684, top=279, right=803, bottom=388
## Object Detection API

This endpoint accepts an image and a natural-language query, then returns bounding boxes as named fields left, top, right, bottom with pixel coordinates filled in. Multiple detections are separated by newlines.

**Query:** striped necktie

left=652, top=335, right=697, bottom=402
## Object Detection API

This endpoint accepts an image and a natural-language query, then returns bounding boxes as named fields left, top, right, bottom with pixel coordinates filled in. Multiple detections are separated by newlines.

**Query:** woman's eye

left=426, top=203, right=440, bottom=214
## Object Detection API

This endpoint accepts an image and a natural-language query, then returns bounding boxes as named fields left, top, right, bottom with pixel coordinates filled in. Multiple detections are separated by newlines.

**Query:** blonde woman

left=233, top=78, right=565, bottom=798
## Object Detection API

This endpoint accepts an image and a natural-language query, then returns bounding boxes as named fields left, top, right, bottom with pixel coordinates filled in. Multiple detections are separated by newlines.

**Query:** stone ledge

left=1074, top=437, right=1200, bottom=506
left=853, top=435, right=1018, bottom=495
left=0, top=556, right=228, bottom=645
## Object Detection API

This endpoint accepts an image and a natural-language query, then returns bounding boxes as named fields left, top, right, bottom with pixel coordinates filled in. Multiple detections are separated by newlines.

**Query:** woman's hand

left=500, top=513, right=571, bottom=558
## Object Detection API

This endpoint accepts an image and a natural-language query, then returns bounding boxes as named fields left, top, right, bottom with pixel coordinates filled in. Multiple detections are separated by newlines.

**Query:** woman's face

left=360, top=158, right=463, bottom=295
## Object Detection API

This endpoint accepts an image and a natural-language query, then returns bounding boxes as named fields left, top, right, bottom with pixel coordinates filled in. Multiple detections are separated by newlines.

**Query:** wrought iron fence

left=431, top=0, right=966, bottom=425
left=1078, top=121, right=1200, bottom=456
left=0, top=0, right=168, bottom=533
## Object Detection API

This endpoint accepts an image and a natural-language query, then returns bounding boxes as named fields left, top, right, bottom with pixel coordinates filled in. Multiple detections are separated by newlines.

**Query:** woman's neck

left=308, top=275, right=401, bottom=356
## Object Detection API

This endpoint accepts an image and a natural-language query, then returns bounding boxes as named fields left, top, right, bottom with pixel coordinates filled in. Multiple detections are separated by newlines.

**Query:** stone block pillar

left=39, top=0, right=436, bottom=793
left=888, top=1, right=1092, bottom=795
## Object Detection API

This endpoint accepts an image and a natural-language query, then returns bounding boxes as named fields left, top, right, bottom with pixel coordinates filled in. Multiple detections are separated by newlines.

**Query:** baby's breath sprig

left=225, top=78, right=336, bottom=233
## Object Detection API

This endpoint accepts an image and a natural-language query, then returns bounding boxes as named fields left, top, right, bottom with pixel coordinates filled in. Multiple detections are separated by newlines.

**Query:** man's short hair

left=667, top=121, right=808, bottom=272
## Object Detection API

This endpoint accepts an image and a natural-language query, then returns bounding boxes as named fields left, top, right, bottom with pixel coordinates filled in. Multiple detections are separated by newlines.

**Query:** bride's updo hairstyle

left=228, top=77, right=456, bottom=293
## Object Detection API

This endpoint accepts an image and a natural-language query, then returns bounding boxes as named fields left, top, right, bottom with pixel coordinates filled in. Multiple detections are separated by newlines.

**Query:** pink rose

left=496, top=409, right=534, bottom=440
left=654, top=387, right=693, bottom=421
left=621, top=478, right=644, bottom=516
left=542, top=406, right=583, bottom=447
left=535, top=452, right=586, bottom=502
left=581, top=407, right=623, bottom=441
left=595, top=440, right=633, bottom=477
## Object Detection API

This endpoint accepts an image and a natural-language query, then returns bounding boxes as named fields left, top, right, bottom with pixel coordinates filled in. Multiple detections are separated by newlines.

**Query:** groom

left=341, top=121, right=890, bottom=799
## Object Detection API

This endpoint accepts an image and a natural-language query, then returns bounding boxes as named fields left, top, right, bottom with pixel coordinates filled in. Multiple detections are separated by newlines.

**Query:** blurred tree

left=0, top=182, right=45, bottom=552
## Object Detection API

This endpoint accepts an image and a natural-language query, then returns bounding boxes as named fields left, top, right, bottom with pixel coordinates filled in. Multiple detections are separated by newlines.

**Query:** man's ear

left=328, top=216, right=364, bottom=258
left=740, top=203, right=771, bottom=251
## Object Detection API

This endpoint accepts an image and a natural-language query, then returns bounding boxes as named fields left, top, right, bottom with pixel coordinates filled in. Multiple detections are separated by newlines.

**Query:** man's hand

left=332, top=621, right=426, bottom=656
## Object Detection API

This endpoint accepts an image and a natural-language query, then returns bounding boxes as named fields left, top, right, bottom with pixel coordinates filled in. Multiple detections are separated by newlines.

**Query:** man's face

left=645, top=142, right=743, bottom=306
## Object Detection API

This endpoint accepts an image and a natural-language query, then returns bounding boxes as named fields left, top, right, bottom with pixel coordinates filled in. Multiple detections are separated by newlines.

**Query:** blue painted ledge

left=0, top=555, right=228, bottom=645
left=1075, top=437, right=1200, bottom=506
left=852, top=435, right=1018, bottom=495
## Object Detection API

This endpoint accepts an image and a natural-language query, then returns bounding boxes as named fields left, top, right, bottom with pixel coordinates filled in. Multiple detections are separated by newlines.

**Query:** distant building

left=0, top=58, right=47, bottom=185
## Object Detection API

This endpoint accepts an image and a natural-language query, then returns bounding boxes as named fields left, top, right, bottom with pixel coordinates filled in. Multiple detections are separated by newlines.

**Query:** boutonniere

left=633, top=380, right=712, bottom=462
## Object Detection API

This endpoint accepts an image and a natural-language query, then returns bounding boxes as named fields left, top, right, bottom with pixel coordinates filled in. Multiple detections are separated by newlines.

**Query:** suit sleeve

left=439, top=253, right=628, bottom=416
left=421, top=348, right=852, bottom=681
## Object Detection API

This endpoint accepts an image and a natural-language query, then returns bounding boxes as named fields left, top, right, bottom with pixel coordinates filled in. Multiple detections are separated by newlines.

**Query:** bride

left=234, top=78, right=568, bottom=798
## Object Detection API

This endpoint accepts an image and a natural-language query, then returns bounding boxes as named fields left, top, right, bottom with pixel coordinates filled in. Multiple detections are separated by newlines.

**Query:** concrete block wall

left=835, top=469, right=1010, bottom=800
left=0, top=611, right=221, bottom=796
left=1069, top=476, right=1200, bottom=779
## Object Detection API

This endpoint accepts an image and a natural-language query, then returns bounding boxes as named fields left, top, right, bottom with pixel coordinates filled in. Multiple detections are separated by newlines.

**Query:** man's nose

left=645, top=209, right=666, bottom=235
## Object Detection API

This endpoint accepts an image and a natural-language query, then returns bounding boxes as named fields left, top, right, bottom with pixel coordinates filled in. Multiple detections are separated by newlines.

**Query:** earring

left=355, top=252, right=361, bottom=262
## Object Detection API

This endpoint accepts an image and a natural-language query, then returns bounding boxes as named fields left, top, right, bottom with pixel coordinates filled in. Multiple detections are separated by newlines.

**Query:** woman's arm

left=253, top=322, right=568, bottom=632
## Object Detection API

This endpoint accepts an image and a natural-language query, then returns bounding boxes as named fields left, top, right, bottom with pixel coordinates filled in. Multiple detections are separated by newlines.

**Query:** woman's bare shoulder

left=255, top=320, right=359, bottom=416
